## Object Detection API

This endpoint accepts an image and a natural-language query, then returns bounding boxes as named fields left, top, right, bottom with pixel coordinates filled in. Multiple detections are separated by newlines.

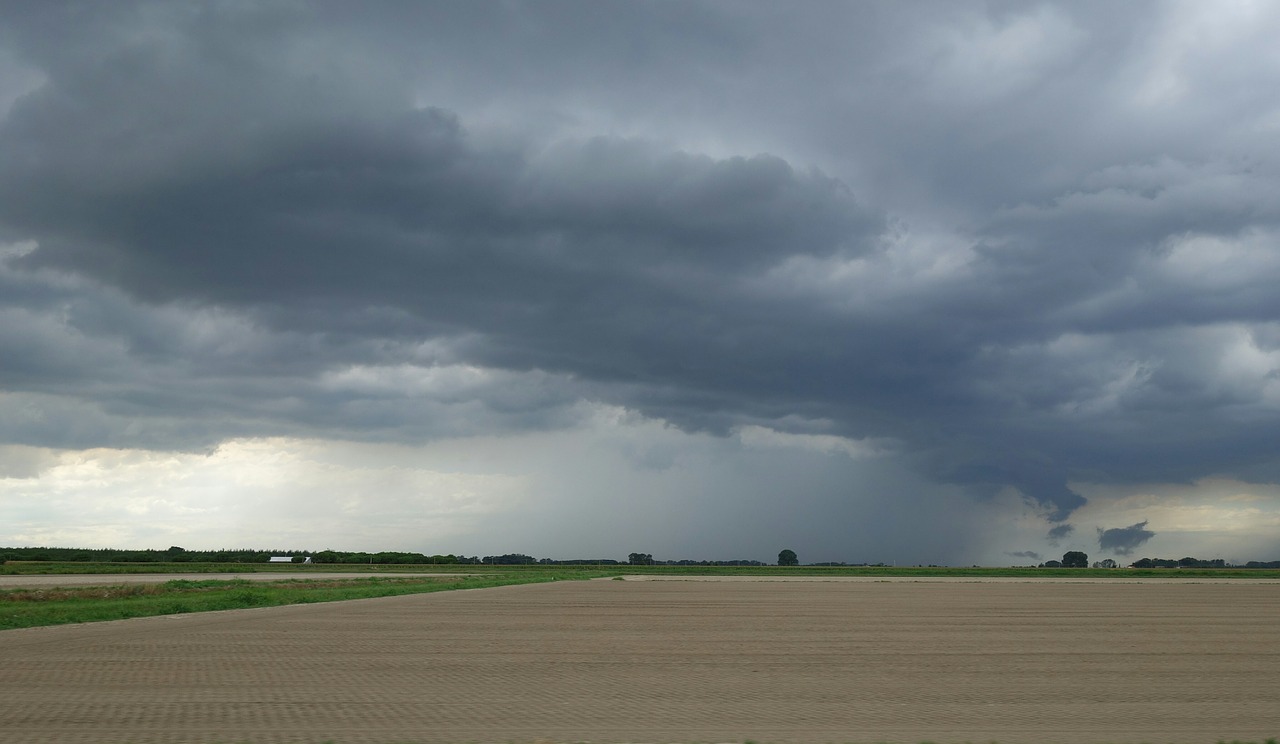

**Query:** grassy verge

left=0, top=573, right=607, bottom=630
left=0, top=561, right=500, bottom=575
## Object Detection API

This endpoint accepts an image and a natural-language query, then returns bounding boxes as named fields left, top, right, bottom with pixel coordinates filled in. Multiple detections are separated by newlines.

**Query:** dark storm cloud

left=1098, top=521, right=1156, bottom=556
left=1005, top=550, right=1042, bottom=562
left=1047, top=524, right=1075, bottom=544
left=3, top=0, right=1280, bottom=529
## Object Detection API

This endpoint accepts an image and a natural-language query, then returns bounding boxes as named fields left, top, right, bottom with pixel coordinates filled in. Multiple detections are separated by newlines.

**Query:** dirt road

left=2, top=578, right=1276, bottom=743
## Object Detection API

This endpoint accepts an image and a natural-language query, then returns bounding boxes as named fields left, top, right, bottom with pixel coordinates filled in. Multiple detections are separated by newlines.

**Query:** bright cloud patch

left=0, top=439, right=525, bottom=551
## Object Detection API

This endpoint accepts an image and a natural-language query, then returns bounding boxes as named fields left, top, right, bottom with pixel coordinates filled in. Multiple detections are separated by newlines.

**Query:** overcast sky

left=2, top=1, right=1279, bottom=565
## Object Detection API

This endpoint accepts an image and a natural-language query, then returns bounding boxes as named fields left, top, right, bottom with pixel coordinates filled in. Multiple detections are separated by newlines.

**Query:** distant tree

left=778, top=549, right=799, bottom=566
left=628, top=552, right=654, bottom=565
left=1061, top=551, right=1088, bottom=568
left=1092, top=558, right=1117, bottom=569
left=1041, top=560, right=1062, bottom=568
left=482, top=553, right=537, bottom=565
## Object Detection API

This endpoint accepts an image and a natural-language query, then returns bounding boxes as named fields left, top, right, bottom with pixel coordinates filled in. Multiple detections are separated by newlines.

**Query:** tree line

left=5, top=545, right=1278, bottom=568
left=0, top=546, right=758, bottom=566
left=1129, top=557, right=1280, bottom=569
left=1034, top=551, right=1279, bottom=569
left=0, top=546, right=465, bottom=565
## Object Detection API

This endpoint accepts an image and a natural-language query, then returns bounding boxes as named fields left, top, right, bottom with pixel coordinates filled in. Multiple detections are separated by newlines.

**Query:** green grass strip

left=0, top=561, right=505, bottom=575
left=0, top=574, right=608, bottom=631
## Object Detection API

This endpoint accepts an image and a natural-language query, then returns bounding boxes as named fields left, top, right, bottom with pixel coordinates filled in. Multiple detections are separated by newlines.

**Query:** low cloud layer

left=1046, top=524, right=1076, bottom=543
left=1098, top=521, right=1158, bottom=556
left=3, top=2, right=1280, bottom=561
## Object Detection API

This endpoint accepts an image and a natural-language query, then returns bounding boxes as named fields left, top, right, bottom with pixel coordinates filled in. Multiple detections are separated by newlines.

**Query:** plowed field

left=2, top=577, right=1277, bottom=744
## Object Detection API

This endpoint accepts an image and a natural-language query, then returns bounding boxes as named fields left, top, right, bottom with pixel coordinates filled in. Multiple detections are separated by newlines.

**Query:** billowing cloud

left=1098, top=521, right=1157, bottom=556
left=1047, top=524, right=1075, bottom=543
left=1005, top=550, right=1043, bottom=562
left=3, top=2, right=1280, bottom=561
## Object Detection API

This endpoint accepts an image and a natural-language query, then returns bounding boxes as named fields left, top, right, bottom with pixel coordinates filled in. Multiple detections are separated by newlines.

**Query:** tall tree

left=777, top=549, right=799, bottom=566
left=1061, top=551, right=1088, bottom=568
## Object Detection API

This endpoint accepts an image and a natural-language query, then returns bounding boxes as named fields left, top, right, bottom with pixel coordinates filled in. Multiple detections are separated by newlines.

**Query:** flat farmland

left=1, top=578, right=1277, bottom=744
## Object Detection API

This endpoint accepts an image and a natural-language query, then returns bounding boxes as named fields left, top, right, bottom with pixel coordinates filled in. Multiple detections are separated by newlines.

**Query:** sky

left=2, top=0, right=1280, bottom=566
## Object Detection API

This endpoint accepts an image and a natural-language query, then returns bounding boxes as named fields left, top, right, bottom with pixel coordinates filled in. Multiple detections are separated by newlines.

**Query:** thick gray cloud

left=1098, top=521, right=1157, bottom=556
left=2, top=1, right=1280, bottom=557
left=1046, top=524, right=1075, bottom=543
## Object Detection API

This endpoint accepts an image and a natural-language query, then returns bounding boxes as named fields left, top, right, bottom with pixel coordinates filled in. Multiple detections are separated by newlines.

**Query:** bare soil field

left=1, top=578, right=1276, bottom=744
